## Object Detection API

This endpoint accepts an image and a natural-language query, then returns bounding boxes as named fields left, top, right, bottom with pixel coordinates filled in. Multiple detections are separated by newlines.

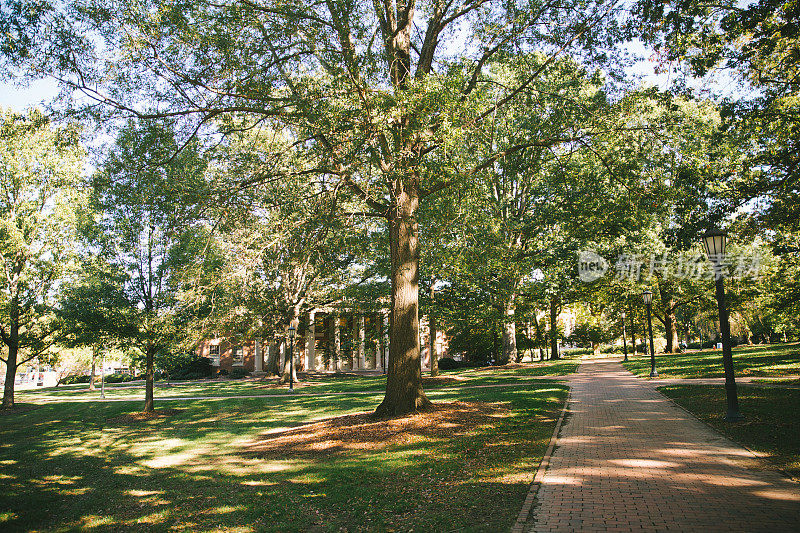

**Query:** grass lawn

left=659, top=385, right=800, bottom=479
left=16, top=358, right=579, bottom=402
left=622, top=342, right=800, bottom=379
left=0, top=376, right=568, bottom=532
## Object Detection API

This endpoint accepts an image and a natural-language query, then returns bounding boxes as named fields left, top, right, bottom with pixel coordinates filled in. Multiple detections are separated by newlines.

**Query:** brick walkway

left=526, top=359, right=800, bottom=532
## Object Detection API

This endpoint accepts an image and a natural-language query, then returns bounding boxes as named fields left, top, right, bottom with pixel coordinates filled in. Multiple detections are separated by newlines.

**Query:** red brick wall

left=196, top=339, right=258, bottom=373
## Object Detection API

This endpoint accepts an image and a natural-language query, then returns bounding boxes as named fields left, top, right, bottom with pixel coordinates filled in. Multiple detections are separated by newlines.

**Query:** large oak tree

left=4, top=0, right=636, bottom=414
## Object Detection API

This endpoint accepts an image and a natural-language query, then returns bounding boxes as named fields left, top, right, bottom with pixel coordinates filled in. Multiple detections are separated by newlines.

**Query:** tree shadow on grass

left=0, top=386, right=567, bottom=532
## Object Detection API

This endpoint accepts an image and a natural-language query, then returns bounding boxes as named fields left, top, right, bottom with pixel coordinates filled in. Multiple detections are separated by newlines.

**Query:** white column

left=380, top=312, right=389, bottom=372
left=306, top=310, right=316, bottom=372
left=254, top=337, right=263, bottom=372
left=356, top=314, right=365, bottom=370
left=279, top=338, right=286, bottom=368
left=421, top=317, right=431, bottom=370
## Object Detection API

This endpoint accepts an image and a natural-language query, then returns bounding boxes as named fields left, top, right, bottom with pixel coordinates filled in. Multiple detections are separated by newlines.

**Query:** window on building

left=232, top=346, right=244, bottom=366
left=209, top=345, right=220, bottom=366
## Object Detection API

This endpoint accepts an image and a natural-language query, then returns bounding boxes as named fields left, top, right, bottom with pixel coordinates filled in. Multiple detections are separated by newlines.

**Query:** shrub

left=104, top=373, right=136, bottom=384
left=563, top=347, right=592, bottom=356
left=59, top=374, right=91, bottom=385
left=229, top=367, right=250, bottom=379
left=437, top=358, right=462, bottom=370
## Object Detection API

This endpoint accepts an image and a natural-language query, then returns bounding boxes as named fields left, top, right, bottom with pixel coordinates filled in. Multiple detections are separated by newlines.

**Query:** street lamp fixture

left=702, top=227, right=743, bottom=422
left=287, top=325, right=296, bottom=392
left=643, top=290, right=657, bottom=377
left=621, top=311, right=628, bottom=362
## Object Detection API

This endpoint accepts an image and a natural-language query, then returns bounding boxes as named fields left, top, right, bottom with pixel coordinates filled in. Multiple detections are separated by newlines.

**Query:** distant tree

left=0, top=107, right=85, bottom=409
left=92, top=119, right=207, bottom=412
left=57, top=258, right=135, bottom=389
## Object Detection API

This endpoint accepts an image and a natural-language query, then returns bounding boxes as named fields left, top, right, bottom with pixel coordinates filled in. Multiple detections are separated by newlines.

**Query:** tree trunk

left=2, top=343, right=17, bottom=409
left=592, top=342, right=601, bottom=356
left=429, top=286, right=438, bottom=377
left=500, top=298, right=517, bottom=365
left=144, top=344, right=156, bottom=412
left=629, top=305, right=637, bottom=356
left=281, top=336, right=298, bottom=383
left=549, top=298, right=560, bottom=360
left=532, top=311, right=545, bottom=360
left=265, top=340, right=279, bottom=375
left=657, top=281, right=679, bottom=354
left=664, top=303, right=679, bottom=354
left=1, top=296, right=20, bottom=409
left=376, top=191, right=430, bottom=417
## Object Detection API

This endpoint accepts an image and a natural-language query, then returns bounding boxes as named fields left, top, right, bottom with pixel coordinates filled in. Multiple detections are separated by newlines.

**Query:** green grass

left=17, top=358, right=578, bottom=402
left=659, top=385, right=800, bottom=479
left=622, top=342, right=800, bottom=379
left=0, top=376, right=569, bottom=532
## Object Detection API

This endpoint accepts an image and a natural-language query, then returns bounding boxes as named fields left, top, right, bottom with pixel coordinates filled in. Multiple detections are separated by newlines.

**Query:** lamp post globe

left=702, top=227, right=743, bottom=422
left=643, top=290, right=657, bottom=377
left=702, top=227, right=727, bottom=261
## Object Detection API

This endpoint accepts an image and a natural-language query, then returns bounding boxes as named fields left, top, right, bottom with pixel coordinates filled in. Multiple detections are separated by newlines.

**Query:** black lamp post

left=288, top=325, right=296, bottom=392
left=621, top=311, right=628, bottom=362
left=702, top=227, right=743, bottom=422
left=643, top=289, right=657, bottom=377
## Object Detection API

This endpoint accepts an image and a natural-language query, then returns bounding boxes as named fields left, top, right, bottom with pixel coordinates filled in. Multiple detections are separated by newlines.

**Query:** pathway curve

left=526, top=358, right=800, bottom=532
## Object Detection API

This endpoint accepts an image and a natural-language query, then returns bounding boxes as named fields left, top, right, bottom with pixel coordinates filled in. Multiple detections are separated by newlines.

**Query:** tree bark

left=2, top=343, right=17, bottom=409
left=265, top=340, right=279, bottom=375
left=549, top=298, right=560, bottom=360
left=532, top=311, right=545, bottom=360
left=376, top=190, right=430, bottom=416
left=1, top=295, right=20, bottom=409
left=657, top=281, right=680, bottom=353
left=500, top=297, right=517, bottom=365
left=664, top=303, right=679, bottom=353
left=143, top=343, right=156, bottom=412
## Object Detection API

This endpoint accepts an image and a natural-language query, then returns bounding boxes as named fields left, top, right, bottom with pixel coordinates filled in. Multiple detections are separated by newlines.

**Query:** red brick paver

left=526, top=359, right=800, bottom=532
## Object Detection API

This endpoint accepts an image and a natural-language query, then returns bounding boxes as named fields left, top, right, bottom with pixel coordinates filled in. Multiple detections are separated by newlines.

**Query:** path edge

left=510, top=385, right=572, bottom=533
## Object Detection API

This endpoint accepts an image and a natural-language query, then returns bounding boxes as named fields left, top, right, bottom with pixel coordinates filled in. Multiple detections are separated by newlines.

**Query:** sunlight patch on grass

left=131, top=437, right=186, bottom=453
left=200, top=504, right=246, bottom=515
left=241, top=479, right=277, bottom=487
left=127, top=489, right=164, bottom=497
left=132, top=509, right=171, bottom=525
left=38, top=474, right=81, bottom=485
left=76, top=515, right=114, bottom=528
left=212, top=457, right=305, bottom=477
left=142, top=449, right=205, bottom=469
left=113, top=464, right=148, bottom=476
